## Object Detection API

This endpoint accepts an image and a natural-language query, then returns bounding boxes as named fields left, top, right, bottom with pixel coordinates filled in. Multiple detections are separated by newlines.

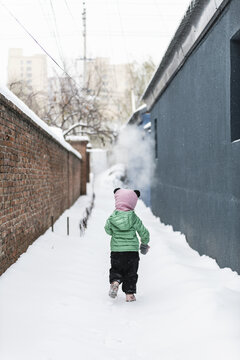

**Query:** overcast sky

left=0, top=0, right=190, bottom=83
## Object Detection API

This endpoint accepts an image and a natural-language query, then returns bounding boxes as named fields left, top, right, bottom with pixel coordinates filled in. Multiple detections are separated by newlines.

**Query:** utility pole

left=82, top=1, right=87, bottom=88
left=77, top=2, right=93, bottom=90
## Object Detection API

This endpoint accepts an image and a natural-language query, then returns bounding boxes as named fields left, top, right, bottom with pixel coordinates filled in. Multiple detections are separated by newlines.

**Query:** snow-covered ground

left=0, top=166, right=240, bottom=360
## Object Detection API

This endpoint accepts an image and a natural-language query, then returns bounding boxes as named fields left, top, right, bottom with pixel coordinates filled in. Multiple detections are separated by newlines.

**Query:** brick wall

left=67, top=140, right=88, bottom=195
left=86, top=150, right=90, bottom=183
left=0, top=93, right=82, bottom=275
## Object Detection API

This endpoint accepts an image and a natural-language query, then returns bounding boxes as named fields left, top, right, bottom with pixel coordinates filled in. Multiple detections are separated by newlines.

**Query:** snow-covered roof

left=127, top=104, right=147, bottom=125
left=66, top=135, right=90, bottom=142
left=143, top=122, right=151, bottom=130
left=142, top=0, right=231, bottom=110
left=134, top=103, right=147, bottom=113
left=0, top=85, right=82, bottom=160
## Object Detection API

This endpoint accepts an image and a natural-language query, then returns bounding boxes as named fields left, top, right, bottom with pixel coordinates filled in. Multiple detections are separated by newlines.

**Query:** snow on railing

left=79, top=191, right=95, bottom=236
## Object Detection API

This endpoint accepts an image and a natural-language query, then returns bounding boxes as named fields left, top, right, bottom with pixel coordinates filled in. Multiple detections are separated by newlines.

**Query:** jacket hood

left=114, top=188, right=138, bottom=211
left=109, top=210, right=136, bottom=231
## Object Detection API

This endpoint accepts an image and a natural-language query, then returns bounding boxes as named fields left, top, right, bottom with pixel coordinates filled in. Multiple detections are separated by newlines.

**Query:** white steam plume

left=109, top=125, right=155, bottom=192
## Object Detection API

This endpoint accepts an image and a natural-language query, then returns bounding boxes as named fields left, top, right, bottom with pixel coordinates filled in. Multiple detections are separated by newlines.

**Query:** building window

left=154, top=118, right=158, bottom=159
left=230, top=31, right=240, bottom=142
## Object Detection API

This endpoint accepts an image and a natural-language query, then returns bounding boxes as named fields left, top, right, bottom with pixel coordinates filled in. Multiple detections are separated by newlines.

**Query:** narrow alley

left=0, top=166, right=240, bottom=360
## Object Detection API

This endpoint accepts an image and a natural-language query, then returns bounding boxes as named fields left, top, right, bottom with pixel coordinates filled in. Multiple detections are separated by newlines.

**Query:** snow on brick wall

left=0, top=93, right=82, bottom=275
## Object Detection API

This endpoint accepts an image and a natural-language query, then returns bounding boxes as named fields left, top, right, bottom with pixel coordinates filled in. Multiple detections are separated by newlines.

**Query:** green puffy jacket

left=104, top=210, right=150, bottom=252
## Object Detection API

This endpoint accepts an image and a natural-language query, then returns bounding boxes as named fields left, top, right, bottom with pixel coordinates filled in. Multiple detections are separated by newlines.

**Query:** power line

left=38, top=0, right=65, bottom=63
left=88, top=32, right=170, bottom=37
left=64, top=0, right=76, bottom=24
left=63, top=0, right=83, bottom=59
left=49, top=0, right=65, bottom=65
left=116, top=0, right=136, bottom=111
left=0, top=32, right=171, bottom=39
left=0, top=0, right=78, bottom=85
left=82, top=1, right=87, bottom=86
left=38, top=0, right=57, bottom=42
left=105, top=0, right=118, bottom=88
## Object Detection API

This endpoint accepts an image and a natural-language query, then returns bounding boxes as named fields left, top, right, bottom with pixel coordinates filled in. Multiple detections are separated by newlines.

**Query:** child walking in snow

left=104, top=188, right=150, bottom=302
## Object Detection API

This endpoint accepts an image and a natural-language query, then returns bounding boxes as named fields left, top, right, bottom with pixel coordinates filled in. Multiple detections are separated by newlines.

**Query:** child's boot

left=109, top=281, right=120, bottom=298
left=126, top=294, right=136, bottom=302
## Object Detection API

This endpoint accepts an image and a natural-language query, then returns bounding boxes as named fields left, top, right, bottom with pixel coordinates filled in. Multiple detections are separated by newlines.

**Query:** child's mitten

left=140, top=243, right=150, bottom=255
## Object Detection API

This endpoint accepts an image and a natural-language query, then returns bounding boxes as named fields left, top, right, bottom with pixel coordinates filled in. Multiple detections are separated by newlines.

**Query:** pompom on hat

left=114, top=188, right=140, bottom=211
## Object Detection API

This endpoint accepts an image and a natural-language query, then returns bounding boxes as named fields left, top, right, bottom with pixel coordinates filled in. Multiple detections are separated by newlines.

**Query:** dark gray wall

left=151, top=0, right=240, bottom=273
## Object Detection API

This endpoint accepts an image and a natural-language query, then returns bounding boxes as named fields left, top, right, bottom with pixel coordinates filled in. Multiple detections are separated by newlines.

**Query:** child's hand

left=140, top=243, right=150, bottom=255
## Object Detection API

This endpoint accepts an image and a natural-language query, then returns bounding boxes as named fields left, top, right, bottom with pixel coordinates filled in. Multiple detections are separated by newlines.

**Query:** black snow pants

left=109, top=251, right=140, bottom=294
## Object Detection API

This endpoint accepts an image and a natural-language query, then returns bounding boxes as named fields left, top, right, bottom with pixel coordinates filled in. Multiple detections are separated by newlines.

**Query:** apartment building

left=8, top=48, right=48, bottom=102
left=86, top=57, right=132, bottom=123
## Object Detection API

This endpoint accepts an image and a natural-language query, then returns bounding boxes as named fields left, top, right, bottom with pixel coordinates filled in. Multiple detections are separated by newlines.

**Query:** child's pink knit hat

left=114, top=188, right=140, bottom=211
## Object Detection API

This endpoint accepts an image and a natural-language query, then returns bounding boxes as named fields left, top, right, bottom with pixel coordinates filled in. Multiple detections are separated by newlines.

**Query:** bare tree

left=129, top=57, right=156, bottom=106
left=8, top=66, right=116, bottom=146
left=7, top=57, right=156, bottom=145
left=8, top=79, right=46, bottom=117
left=45, top=69, right=116, bottom=145
left=116, top=57, right=157, bottom=119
